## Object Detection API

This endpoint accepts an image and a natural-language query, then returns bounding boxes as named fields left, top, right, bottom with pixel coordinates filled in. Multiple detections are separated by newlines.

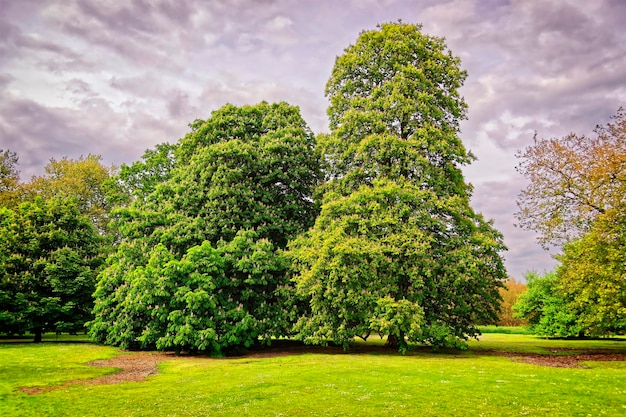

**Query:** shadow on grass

left=0, top=334, right=93, bottom=344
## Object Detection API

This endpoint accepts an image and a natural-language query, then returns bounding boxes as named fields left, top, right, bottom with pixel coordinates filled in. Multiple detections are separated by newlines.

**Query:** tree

left=0, top=149, right=22, bottom=208
left=496, top=278, right=527, bottom=327
left=515, top=109, right=626, bottom=337
left=90, top=101, right=322, bottom=354
left=0, top=149, right=19, bottom=193
left=27, top=155, right=117, bottom=234
left=513, top=271, right=583, bottom=337
left=289, top=22, right=507, bottom=352
left=555, top=207, right=626, bottom=336
left=109, top=142, right=178, bottom=206
left=516, top=108, right=626, bottom=247
left=0, top=197, right=105, bottom=342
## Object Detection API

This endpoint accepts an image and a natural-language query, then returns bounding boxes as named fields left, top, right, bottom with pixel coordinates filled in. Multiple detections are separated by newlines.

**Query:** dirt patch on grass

left=19, top=351, right=176, bottom=395
left=480, top=349, right=626, bottom=368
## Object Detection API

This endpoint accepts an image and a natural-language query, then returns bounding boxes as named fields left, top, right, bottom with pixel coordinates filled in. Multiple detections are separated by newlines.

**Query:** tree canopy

left=90, top=101, right=322, bottom=354
left=289, top=22, right=507, bottom=352
left=0, top=197, right=105, bottom=342
left=516, top=108, right=626, bottom=247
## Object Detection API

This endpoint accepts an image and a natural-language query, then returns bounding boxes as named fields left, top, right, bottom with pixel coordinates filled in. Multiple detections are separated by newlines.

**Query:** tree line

left=0, top=22, right=623, bottom=351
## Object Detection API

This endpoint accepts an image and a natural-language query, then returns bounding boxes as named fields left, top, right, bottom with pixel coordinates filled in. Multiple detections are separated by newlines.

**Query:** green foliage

left=290, top=22, right=507, bottom=351
left=556, top=208, right=626, bottom=336
left=322, top=22, right=471, bottom=198
left=513, top=271, right=583, bottom=338
left=90, top=102, right=322, bottom=354
left=515, top=111, right=625, bottom=338
left=27, top=155, right=117, bottom=234
left=109, top=142, right=178, bottom=206
left=0, top=198, right=105, bottom=341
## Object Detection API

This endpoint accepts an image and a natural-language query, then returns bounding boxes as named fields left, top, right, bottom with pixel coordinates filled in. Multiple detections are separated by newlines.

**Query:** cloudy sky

left=1, top=0, right=625, bottom=279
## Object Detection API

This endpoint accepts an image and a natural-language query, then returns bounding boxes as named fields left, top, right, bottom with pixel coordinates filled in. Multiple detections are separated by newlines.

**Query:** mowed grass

left=1, top=334, right=625, bottom=417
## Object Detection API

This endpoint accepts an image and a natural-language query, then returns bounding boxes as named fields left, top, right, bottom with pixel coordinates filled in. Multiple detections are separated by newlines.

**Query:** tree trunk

left=33, top=329, right=43, bottom=343
left=385, top=334, right=399, bottom=348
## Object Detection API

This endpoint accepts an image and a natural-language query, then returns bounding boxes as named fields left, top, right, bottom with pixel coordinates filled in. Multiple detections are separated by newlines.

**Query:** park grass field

left=1, top=333, right=625, bottom=417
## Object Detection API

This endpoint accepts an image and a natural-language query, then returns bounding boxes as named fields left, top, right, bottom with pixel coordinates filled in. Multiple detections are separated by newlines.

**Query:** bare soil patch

left=19, top=351, right=176, bottom=395
left=479, top=349, right=626, bottom=368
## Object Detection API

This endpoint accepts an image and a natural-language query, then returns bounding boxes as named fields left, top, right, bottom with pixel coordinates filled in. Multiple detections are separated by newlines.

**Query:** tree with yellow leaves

left=515, top=109, right=625, bottom=336
left=516, top=108, right=625, bottom=248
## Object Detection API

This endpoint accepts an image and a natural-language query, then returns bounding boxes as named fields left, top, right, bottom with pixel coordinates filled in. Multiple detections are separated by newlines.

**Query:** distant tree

left=289, top=22, right=507, bottom=353
left=556, top=207, right=626, bottom=336
left=0, top=198, right=105, bottom=342
left=90, top=102, right=322, bottom=354
left=0, top=149, right=19, bottom=193
left=28, top=155, right=117, bottom=234
left=515, top=109, right=626, bottom=337
left=0, top=149, right=22, bottom=207
left=496, top=278, right=527, bottom=326
left=516, top=108, right=625, bottom=248
left=513, top=271, right=582, bottom=338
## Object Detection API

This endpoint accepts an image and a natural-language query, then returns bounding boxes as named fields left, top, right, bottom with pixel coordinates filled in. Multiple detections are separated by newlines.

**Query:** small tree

left=497, top=278, right=527, bottom=327
left=513, top=271, right=583, bottom=338
left=0, top=198, right=105, bottom=342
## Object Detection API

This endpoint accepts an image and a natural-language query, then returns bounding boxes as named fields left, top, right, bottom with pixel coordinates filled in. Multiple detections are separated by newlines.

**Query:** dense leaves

left=27, top=155, right=117, bottom=234
left=513, top=272, right=583, bottom=338
left=90, top=102, right=322, bottom=354
left=0, top=198, right=105, bottom=342
left=555, top=208, right=626, bottom=336
left=289, top=22, right=507, bottom=352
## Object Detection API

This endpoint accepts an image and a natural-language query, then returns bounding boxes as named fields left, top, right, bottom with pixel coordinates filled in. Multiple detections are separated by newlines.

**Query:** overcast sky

left=1, top=0, right=625, bottom=280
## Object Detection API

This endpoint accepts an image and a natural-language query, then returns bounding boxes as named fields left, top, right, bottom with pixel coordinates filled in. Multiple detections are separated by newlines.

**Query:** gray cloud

left=0, top=0, right=623, bottom=278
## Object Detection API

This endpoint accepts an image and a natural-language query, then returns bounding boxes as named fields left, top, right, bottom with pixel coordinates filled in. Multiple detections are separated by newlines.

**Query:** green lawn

left=1, top=334, right=625, bottom=416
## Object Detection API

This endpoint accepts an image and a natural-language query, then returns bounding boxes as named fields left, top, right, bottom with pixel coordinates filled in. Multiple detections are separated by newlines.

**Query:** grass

left=477, top=325, right=533, bottom=335
left=1, top=334, right=625, bottom=416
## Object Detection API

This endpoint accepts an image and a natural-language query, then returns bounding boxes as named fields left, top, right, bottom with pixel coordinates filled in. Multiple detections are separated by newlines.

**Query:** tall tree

left=516, top=108, right=626, bottom=247
left=0, top=198, right=105, bottom=342
left=515, top=109, right=625, bottom=337
left=90, top=102, right=322, bottom=354
left=289, top=22, right=507, bottom=352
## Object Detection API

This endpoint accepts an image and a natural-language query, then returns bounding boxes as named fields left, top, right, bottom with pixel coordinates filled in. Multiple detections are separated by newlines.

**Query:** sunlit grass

left=1, top=334, right=625, bottom=416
